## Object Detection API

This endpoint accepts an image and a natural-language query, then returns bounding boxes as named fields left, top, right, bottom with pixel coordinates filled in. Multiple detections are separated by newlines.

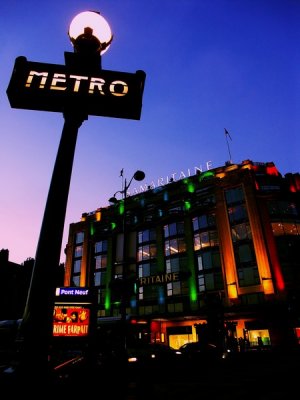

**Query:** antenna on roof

left=224, top=128, right=233, bottom=164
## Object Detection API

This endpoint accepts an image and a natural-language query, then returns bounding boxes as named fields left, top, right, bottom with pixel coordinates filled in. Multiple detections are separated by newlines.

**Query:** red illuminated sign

left=53, top=305, right=90, bottom=337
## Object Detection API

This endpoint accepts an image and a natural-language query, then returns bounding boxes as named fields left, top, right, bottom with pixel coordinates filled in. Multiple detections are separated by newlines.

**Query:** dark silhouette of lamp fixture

left=109, top=170, right=145, bottom=203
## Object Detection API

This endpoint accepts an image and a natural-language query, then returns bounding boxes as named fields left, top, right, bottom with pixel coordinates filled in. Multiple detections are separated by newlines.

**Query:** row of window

left=71, top=191, right=299, bottom=302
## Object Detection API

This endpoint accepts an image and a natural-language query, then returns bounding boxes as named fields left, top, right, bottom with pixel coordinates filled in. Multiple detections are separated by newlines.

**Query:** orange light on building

left=261, top=278, right=274, bottom=295
left=227, top=282, right=238, bottom=299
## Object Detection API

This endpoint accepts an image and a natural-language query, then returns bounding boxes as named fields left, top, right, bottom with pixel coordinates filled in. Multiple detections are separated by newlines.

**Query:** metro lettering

left=25, top=70, right=129, bottom=97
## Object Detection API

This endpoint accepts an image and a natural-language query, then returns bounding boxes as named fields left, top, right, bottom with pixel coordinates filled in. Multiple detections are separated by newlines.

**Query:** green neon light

left=90, top=223, right=95, bottom=236
left=199, top=171, right=215, bottom=182
left=111, top=222, right=117, bottom=230
left=183, top=179, right=195, bottom=193
left=189, top=279, right=198, bottom=302
left=119, top=200, right=125, bottom=215
left=104, top=295, right=110, bottom=310
left=184, top=201, right=191, bottom=210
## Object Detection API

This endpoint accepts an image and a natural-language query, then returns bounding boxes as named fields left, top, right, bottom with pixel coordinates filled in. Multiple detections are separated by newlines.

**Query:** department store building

left=63, top=159, right=300, bottom=351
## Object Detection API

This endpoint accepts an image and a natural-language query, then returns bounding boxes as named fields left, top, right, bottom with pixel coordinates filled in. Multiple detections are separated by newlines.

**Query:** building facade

left=0, top=250, right=34, bottom=320
left=63, top=160, right=300, bottom=351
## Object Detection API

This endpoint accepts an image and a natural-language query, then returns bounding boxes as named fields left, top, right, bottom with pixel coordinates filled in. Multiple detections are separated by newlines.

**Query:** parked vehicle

left=127, top=342, right=182, bottom=367
left=179, top=341, right=224, bottom=363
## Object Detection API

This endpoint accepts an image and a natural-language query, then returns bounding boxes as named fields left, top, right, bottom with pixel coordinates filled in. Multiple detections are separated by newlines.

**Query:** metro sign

left=7, top=55, right=146, bottom=120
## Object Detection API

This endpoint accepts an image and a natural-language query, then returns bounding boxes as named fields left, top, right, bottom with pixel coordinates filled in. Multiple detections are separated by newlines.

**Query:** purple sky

left=1, top=0, right=299, bottom=264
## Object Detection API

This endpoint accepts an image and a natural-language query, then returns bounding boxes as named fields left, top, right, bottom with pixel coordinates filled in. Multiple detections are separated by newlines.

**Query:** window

left=198, top=272, right=223, bottom=292
left=94, top=271, right=107, bottom=286
left=94, top=240, right=108, bottom=288
left=138, top=229, right=156, bottom=244
left=198, top=275, right=205, bottom=292
left=166, top=256, right=187, bottom=273
left=114, top=264, right=123, bottom=280
left=138, top=262, right=158, bottom=278
left=72, top=234, right=84, bottom=286
left=167, top=281, right=181, bottom=296
left=192, top=214, right=216, bottom=231
left=236, top=243, right=254, bottom=264
left=238, top=267, right=260, bottom=287
left=165, top=238, right=186, bottom=256
left=268, top=201, right=298, bottom=216
left=197, top=251, right=221, bottom=271
left=96, top=288, right=106, bottom=305
left=72, top=276, right=80, bottom=287
left=95, top=254, right=107, bottom=270
left=227, top=205, right=248, bottom=223
left=142, top=285, right=161, bottom=301
left=194, top=230, right=219, bottom=250
left=95, top=240, right=108, bottom=253
left=166, top=258, right=179, bottom=273
left=74, top=245, right=83, bottom=258
left=73, top=259, right=81, bottom=274
left=138, top=286, right=144, bottom=300
left=272, top=222, right=300, bottom=236
left=137, top=244, right=157, bottom=261
left=164, top=222, right=185, bottom=238
left=225, top=186, right=245, bottom=205
left=234, top=243, right=260, bottom=287
left=194, top=193, right=216, bottom=208
left=75, top=231, right=84, bottom=244
left=231, top=223, right=252, bottom=241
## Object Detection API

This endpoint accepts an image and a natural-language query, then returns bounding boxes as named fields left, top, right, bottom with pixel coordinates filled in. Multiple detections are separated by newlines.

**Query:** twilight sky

left=1, top=0, right=299, bottom=264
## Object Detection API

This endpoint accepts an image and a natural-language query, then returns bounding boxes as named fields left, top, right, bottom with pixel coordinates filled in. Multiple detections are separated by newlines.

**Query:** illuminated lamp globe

left=68, top=11, right=113, bottom=55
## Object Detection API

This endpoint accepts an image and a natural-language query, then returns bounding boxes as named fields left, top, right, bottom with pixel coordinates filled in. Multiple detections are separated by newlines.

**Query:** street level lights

left=109, top=170, right=145, bottom=342
left=16, top=11, right=113, bottom=385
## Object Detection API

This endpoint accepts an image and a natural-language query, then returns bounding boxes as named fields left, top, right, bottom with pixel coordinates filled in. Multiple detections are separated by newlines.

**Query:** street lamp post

left=14, top=11, right=113, bottom=384
left=7, top=9, right=146, bottom=386
left=109, top=170, right=145, bottom=335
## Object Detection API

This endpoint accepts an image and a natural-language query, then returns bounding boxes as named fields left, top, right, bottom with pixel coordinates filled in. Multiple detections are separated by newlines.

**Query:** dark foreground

left=1, top=348, right=299, bottom=399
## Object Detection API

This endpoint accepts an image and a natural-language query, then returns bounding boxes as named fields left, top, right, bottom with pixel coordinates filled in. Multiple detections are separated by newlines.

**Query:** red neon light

left=266, top=165, right=280, bottom=176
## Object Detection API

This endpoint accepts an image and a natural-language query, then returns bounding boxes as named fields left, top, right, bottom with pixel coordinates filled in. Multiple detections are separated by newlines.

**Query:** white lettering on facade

left=74, top=289, right=89, bottom=295
left=58, top=288, right=89, bottom=296
left=129, top=162, right=213, bottom=195
left=60, top=288, right=74, bottom=295
left=139, top=272, right=179, bottom=286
